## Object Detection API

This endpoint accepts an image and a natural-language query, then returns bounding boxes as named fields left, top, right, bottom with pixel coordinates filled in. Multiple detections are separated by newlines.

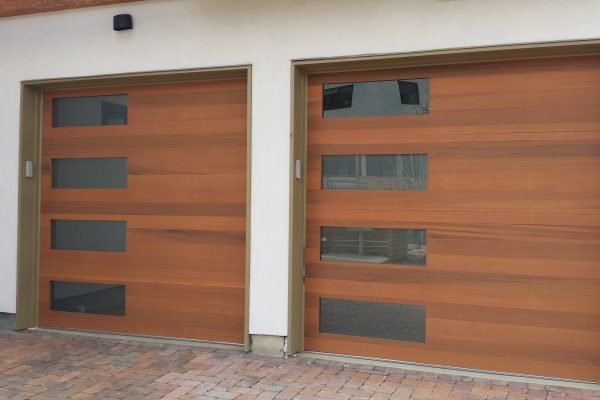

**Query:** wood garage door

left=304, top=56, right=600, bottom=381
left=39, top=79, right=247, bottom=344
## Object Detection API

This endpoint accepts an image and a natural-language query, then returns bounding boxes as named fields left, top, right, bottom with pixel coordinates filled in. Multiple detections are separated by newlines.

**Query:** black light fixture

left=113, top=14, right=133, bottom=31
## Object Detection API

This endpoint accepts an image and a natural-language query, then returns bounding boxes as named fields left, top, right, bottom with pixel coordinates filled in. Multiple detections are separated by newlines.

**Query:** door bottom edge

left=297, top=351, right=600, bottom=390
left=32, top=326, right=244, bottom=350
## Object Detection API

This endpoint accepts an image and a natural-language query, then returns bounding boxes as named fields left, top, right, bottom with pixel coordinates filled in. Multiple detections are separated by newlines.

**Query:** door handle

left=25, top=161, right=33, bottom=178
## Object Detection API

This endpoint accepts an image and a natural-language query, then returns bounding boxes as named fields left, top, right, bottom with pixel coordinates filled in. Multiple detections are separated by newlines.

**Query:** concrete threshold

left=298, top=351, right=600, bottom=391
left=31, top=327, right=243, bottom=350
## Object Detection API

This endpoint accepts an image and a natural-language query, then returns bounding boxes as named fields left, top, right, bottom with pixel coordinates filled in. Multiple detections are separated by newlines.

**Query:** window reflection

left=321, top=227, right=426, bottom=266
left=52, top=95, right=128, bottom=127
left=51, top=281, right=125, bottom=316
left=52, top=157, right=127, bottom=189
left=51, top=220, right=127, bottom=252
left=323, top=79, right=429, bottom=118
left=322, top=154, right=427, bottom=190
left=320, top=298, right=425, bottom=343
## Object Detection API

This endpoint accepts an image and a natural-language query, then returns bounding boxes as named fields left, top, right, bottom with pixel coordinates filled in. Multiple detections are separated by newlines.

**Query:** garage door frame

left=16, top=65, right=253, bottom=350
left=287, top=39, right=600, bottom=360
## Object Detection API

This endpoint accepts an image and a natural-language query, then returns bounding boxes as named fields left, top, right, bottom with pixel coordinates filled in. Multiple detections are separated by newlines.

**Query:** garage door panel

left=307, top=248, right=600, bottom=279
left=39, top=79, right=247, bottom=343
left=306, top=277, right=600, bottom=315
left=42, top=201, right=246, bottom=217
left=305, top=295, right=600, bottom=353
left=41, top=180, right=246, bottom=207
left=428, top=318, right=600, bottom=348
left=40, top=251, right=245, bottom=283
left=41, top=214, right=245, bottom=231
left=306, top=192, right=600, bottom=223
left=309, top=165, right=600, bottom=193
left=304, top=333, right=600, bottom=381
left=129, top=87, right=247, bottom=108
left=308, top=125, right=600, bottom=145
left=306, top=264, right=600, bottom=296
left=307, top=294, right=600, bottom=333
left=309, top=106, right=600, bottom=130
left=308, top=140, right=600, bottom=159
left=38, top=281, right=245, bottom=342
left=305, top=321, right=600, bottom=368
left=39, top=308, right=244, bottom=343
left=43, top=119, right=247, bottom=138
left=42, top=133, right=246, bottom=154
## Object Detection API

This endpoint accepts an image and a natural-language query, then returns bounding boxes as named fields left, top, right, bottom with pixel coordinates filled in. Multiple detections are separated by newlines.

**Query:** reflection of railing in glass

left=322, top=154, right=427, bottom=190
left=321, top=227, right=426, bottom=266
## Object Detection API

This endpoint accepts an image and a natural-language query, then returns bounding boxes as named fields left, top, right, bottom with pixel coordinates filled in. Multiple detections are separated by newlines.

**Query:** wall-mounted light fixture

left=113, top=14, right=133, bottom=31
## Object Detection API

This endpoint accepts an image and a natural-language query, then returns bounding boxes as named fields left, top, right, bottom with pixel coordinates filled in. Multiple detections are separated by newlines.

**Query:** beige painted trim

left=16, top=85, right=42, bottom=330
left=287, top=39, right=600, bottom=359
left=293, top=38, right=600, bottom=73
left=286, top=66, right=307, bottom=355
left=16, top=65, right=252, bottom=350
left=244, top=68, right=253, bottom=352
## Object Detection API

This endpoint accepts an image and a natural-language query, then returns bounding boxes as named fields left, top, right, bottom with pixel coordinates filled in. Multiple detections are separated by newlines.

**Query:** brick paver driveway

left=0, top=329, right=597, bottom=400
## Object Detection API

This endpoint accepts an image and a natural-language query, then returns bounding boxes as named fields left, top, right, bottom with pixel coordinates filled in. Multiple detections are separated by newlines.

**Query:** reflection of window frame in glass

left=320, top=226, right=426, bottom=266
left=397, top=80, right=420, bottom=104
left=323, top=84, right=354, bottom=111
left=322, top=154, right=427, bottom=190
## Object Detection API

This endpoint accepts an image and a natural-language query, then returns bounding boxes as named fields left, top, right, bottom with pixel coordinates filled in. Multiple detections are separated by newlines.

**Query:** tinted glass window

left=323, top=79, right=429, bottom=118
left=320, top=298, right=425, bottom=343
left=51, top=220, right=126, bottom=252
left=52, top=157, right=127, bottom=189
left=322, top=154, right=427, bottom=190
left=51, top=281, right=125, bottom=316
left=321, top=227, right=426, bottom=266
left=323, top=85, right=354, bottom=111
left=52, top=95, right=127, bottom=127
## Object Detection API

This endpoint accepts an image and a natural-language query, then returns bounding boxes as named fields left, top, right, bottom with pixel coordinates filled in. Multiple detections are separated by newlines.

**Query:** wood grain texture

left=304, top=56, right=600, bottom=381
left=0, top=0, right=143, bottom=18
left=39, top=79, right=247, bottom=344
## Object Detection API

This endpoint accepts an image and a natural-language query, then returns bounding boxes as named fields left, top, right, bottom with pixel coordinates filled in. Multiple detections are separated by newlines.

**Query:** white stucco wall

left=0, top=0, right=598, bottom=336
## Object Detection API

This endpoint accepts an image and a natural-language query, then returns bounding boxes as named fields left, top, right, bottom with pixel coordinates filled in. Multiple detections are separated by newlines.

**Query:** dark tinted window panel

left=320, top=298, right=425, bottom=343
left=322, top=154, right=427, bottom=190
left=51, top=281, right=125, bottom=316
left=323, top=79, right=429, bottom=118
left=52, top=157, right=127, bottom=189
left=51, top=220, right=126, bottom=252
left=52, top=95, right=127, bottom=127
left=321, top=227, right=426, bottom=266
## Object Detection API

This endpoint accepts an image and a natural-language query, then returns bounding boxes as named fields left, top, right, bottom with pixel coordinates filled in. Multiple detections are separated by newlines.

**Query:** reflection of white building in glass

left=324, top=79, right=430, bottom=118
